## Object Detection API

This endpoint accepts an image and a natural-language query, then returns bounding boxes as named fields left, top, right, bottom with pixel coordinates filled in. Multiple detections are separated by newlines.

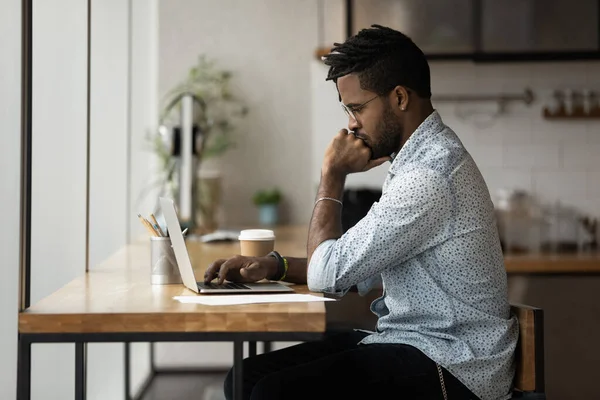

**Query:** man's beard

left=370, top=104, right=403, bottom=160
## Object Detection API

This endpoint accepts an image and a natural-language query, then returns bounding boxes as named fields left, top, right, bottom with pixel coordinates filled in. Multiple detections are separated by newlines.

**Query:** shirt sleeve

left=307, top=166, right=453, bottom=295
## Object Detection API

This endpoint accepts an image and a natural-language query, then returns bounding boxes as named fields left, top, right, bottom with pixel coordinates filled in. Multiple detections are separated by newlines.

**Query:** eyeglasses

left=341, top=95, right=379, bottom=121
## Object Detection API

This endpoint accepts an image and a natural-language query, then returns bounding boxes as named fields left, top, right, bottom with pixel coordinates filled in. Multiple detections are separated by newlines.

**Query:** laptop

left=159, top=197, right=294, bottom=294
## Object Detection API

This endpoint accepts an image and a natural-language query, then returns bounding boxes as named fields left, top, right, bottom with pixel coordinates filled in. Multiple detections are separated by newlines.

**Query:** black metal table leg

left=75, top=342, right=87, bottom=400
left=150, top=342, right=156, bottom=373
left=263, top=341, right=272, bottom=353
left=233, top=340, right=244, bottom=400
left=124, top=342, right=131, bottom=400
left=248, top=341, right=257, bottom=357
left=17, top=334, right=31, bottom=400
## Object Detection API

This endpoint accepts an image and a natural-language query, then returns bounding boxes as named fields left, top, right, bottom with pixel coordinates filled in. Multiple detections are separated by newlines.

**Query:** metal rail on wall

left=432, top=88, right=535, bottom=110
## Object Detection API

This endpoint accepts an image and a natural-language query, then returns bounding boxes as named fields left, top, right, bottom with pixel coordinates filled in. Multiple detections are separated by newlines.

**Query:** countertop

left=504, top=252, right=600, bottom=274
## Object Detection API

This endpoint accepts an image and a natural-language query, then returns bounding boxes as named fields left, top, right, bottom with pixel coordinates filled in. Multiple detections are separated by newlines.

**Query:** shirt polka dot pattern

left=308, top=111, right=519, bottom=400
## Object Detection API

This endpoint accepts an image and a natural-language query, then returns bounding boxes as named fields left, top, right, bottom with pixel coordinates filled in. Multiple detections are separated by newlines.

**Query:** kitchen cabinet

left=481, top=0, right=598, bottom=55
left=352, top=0, right=475, bottom=56
left=347, top=0, right=600, bottom=61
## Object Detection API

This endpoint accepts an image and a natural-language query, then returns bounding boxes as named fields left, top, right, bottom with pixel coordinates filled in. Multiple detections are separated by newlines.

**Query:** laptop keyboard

left=197, top=282, right=251, bottom=290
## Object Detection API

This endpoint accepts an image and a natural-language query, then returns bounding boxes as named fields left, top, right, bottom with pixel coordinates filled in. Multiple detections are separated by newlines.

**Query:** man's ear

left=393, top=86, right=409, bottom=111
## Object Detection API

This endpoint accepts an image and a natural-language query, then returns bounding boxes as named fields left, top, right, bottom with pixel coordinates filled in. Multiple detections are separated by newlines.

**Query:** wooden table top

left=19, top=226, right=326, bottom=334
left=20, top=225, right=600, bottom=334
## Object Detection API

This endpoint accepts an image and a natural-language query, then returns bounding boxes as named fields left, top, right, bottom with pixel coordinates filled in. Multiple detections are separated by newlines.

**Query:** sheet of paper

left=173, top=293, right=337, bottom=306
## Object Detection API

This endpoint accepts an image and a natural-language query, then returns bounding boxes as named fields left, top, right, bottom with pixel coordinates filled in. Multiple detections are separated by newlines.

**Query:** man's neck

left=399, top=101, right=435, bottom=148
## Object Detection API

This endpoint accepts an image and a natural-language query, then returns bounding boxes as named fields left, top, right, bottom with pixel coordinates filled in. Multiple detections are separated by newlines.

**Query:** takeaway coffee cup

left=238, top=229, right=275, bottom=257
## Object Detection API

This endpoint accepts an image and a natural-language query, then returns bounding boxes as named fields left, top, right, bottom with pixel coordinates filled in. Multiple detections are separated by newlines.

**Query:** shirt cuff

left=356, top=274, right=383, bottom=296
left=307, top=239, right=340, bottom=294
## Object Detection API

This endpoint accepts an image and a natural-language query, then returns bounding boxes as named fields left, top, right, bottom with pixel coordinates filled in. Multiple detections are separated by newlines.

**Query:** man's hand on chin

left=323, top=129, right=391, bottom=178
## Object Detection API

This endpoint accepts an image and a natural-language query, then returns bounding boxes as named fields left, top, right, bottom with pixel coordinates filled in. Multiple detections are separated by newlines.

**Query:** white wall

left=129, top=0, right=159, bottom=242
left=87, top=1, right=129, bottom=398
left=158, top=0, right=319, bottom=227
left=30, top=1, right=88, bottom=398
left=89, top=0, right=129, bottom=269
left=0, top=1, right=21, bottom=398
left=128, top=0, right=158, bottom=394
left=87, top=0, right=159, bottom=397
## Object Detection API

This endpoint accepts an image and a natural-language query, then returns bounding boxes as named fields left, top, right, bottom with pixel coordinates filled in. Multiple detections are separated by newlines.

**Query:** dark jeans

left=224, top=331, right=480, bottom=400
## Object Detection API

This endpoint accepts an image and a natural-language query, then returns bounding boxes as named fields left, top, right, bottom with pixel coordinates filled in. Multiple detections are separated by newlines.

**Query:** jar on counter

left=541, top=201, right=591, bottom=253
left=495, top=189, right=545, bottom=254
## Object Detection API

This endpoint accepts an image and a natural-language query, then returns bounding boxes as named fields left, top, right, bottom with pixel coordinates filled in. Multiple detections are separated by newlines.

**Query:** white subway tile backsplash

left=443, top=115, right=478, bottom=149
left=458, top=134, right=478, bottom=153
left=585, top=63, right=600, bottom=84
left=586, top=170, right=600, bottom=198
left=562, top=144, right=600, bottom=170
left=494, top=116, right=533, bottom=145
left=558, top=123, right=589, bottom=145
left=531, top=118, right=576, bottom=145
left=587, top=123, right=600, bottom=144
left=469, top=144, right=503, bottom=168
left=473, top=120, right=506, bottom=146
left=532, top=169, right=587, bottom=203
left=503, top=144, right=560, bottom=169
left=476, top=64, right=533, bottom=92
left=479, top=167, right=533, bottom=196
left=570, top=197, right=600, bottom=217
left=430, top=62, right=476, bottom=94
left=530, top=62, right=589, bottom=87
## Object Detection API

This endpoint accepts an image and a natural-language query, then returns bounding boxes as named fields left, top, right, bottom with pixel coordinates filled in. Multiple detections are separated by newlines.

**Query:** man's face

left=337, top=74, right=404, bottom=159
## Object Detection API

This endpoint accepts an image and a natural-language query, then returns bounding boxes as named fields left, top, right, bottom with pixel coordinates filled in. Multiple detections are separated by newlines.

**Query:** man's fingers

left=204, top=259, right=226, bottom=282
left=217, top=256, right=242, bottom=285
left=364, top=156, right=392, bottom=171
left=240, top=261, right=264, bottom=281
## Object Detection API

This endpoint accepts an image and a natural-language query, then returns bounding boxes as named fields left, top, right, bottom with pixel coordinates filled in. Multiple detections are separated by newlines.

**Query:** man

left=204, top=25, right=518, bottom=400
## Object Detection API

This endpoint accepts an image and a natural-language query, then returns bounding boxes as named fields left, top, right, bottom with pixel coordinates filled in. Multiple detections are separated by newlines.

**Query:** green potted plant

left=253, top=188, right=282, bottom=226
left=142, top=55, right=249, bottom=232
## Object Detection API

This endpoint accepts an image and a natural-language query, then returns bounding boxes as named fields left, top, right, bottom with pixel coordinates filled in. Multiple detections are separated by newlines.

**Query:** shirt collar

left=388, top=110, right=444, bottom=175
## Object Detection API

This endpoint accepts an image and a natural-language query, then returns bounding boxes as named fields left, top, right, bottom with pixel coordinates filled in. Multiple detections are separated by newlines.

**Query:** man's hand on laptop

left=204, top=256, right=278, bottom=285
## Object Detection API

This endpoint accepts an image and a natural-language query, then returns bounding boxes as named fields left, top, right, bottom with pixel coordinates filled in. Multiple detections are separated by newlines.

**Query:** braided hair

left=322, top=25, right=431, bottom=99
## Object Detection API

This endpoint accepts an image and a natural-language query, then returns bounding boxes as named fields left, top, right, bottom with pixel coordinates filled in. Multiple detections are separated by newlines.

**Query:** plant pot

left=195, top=171, right=222, bottom=234
left=258, top=204, right=279, bottom=226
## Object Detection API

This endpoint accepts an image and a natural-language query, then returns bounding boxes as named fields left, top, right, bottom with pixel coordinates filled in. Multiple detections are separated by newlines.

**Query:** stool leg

left=263, top=341, right=272, bottom=353
left=233, top=340, right=244, bottom=400
left=248, top=341, right=257, bottom=357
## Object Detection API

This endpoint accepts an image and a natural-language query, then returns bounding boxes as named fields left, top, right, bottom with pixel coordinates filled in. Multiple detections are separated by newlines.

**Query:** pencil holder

left=150, top=237, right=182, bottom=284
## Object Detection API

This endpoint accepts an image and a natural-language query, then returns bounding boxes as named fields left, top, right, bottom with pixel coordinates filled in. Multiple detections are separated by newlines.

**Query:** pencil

left=144, top=218, right=161, bottom=236
left=149, top=213, right=165, bottom=237
left=151, top=223, right=164, bottom=237
left=138, top=214, right=159, bottom=236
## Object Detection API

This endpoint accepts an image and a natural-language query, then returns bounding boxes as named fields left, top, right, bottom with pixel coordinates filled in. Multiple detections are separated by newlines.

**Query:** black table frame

left=17, top=331, right=322, bottom=400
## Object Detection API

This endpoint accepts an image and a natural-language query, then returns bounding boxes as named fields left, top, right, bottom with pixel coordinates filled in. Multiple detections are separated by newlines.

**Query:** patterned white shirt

left=308, top=110, right=518, bottom=400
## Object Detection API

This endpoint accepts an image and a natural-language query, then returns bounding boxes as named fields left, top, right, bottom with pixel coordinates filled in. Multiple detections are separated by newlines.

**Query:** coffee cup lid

left=238, top=229, right=275, bottom=241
